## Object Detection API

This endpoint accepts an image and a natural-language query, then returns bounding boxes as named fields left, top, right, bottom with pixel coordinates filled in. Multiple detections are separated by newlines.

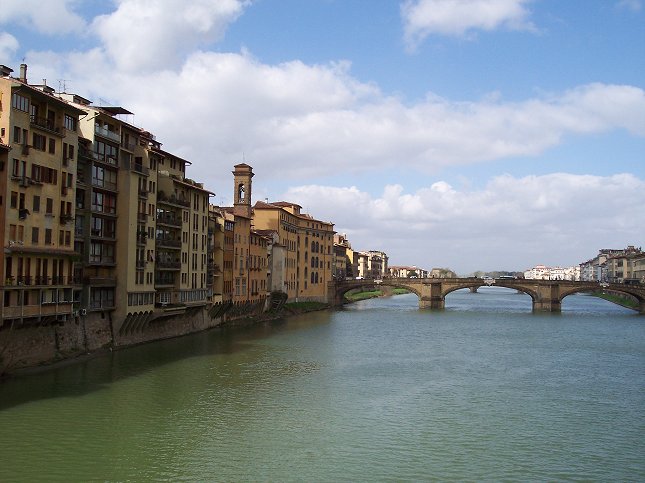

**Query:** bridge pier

left=532, top=299, right=562, bottom=312
left=419, top=297, right=444, bottom=309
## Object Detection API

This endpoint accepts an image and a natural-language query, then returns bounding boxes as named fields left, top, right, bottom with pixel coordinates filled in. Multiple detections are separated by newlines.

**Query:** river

left=0, top=288, right=643, bottom=481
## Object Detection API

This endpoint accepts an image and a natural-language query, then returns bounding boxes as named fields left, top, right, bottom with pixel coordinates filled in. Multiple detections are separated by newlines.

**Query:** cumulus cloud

left=20, top=38, right=645, bottom=200
left=402, top=0, right=535, bottom=48
left=0, top=32, right=19, bottom=60
left=92, top=0, right=250, bottom=72
left=24, top=45, right=645, bottom=196
left=283, top=173, right=645, bottom=273
left=0, top=0, right=86, bottom=34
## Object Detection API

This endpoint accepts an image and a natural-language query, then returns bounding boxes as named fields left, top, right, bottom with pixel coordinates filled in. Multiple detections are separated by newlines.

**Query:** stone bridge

left=329, top=278, right=645, bottom=314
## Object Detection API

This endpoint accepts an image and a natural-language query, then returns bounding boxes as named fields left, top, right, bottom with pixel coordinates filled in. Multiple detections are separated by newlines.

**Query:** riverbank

left=344, top=288, right=410, bottom=302
left=591, top=291, right=639, bottom=310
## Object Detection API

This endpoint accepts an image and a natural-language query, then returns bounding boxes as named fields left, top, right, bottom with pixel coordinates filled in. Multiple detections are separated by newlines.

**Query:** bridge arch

left=557, top=284, right=644, bottom=311
left=330, top=279, right=422, bottom=306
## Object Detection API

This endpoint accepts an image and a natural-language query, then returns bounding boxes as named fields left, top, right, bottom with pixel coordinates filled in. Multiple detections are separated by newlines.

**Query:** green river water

left=0, top=288, right=643, bottom=481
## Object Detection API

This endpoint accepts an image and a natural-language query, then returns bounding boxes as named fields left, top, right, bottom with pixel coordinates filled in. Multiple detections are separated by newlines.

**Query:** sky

left=1, top=0, right=644, bottom=275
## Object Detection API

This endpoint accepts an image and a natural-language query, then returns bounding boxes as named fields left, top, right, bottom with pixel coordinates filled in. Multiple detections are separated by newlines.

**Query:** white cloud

left=283, top=173, right=645, bottom=273
left=23, top=46, right=644, bottom=197
left=401, top=0, right=535, bottom=48
left=92, top=0, right=250, bottom=72
left=616, top=0, right=642, bottom=12
left=0, top=0, right=86, bottom=34
left=0, top=32, right=19, bottom=60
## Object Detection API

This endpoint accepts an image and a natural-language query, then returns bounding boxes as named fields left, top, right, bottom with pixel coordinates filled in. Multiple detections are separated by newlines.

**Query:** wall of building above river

left=0, top=300, right=268, bottom=376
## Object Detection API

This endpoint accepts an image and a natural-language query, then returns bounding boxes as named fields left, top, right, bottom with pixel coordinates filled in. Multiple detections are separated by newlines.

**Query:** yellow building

left=253, top=197, right=334, bottom=303
left=60, top=90, right=212, bottom=339
left=0, top=64, right=84, bottom=327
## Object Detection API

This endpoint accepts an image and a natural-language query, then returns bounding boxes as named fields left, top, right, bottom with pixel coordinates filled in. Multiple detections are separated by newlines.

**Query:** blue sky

left=1, top=0, right=644, bottom=273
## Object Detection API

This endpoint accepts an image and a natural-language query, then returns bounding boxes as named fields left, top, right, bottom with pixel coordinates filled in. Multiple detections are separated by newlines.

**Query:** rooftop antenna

left=57, top=79, right=70, bottom=93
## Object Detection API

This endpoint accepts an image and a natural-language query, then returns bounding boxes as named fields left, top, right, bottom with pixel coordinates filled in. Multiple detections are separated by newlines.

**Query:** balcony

left=156, top=260, right=181, bottom=270
left=89, top=300, right=116, bottom=311
left=7, top=276, right=76, bottom=287
left=92, top=177, right=118, bottom=192
left=87, top=256, right=116, bottom=267
left=84, top=276, right=116, bottom=287
left=94, top=124, right=120, bottom=143
left=90, top=228, right=116, bottom=240
left=91, top=205, right=117, bottom=216
left=121, top=139, right=137, bottom=152
left=132, top=163, right=149, bottom=176
left=157, top=191, right=190, bottom=208
left=138, top=187, right=148, bottom=199
left=136, top=260, right=146, bottom=270
left=156, top=213, right=181, bottom=227
left=30, top=115, right=63, bottom=136
left=156, top=237, right=182, bottom=249
left=3, top=302, right=73, bottom=319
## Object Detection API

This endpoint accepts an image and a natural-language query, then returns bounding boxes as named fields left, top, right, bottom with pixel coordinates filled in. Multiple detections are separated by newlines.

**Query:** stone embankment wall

left=0, top=300, right=267, bottom=377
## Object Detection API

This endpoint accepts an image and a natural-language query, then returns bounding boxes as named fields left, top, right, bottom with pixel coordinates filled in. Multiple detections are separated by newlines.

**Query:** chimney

left=19, top=63, right=27, bottom=83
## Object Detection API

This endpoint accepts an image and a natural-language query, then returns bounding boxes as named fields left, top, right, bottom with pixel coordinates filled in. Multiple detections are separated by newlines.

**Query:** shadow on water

left=0, top=312, right=331, bottom=412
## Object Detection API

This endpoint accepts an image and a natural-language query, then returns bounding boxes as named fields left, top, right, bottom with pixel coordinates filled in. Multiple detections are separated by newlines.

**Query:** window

left=10, top=192, right=17, bottom=209
left=64, top=114, right=76, bottom=131
left=13, top=126, right=21, bottom=143
left=33, top=133, right=46, bottom=151
left=46, top=198, right=53, bottom=214
left=33, top=195, right=40, bottom=212
left=45, top=229, right=52, bottom=245
left=48, top=138, right=56, bottom=154
left=12, top=93, right=29, bottom=112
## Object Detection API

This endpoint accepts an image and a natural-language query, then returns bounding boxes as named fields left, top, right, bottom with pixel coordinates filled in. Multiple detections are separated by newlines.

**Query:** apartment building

left=207, top=205, right=225, bottom=304
left=59, top=91, right=212, bottom=337
left=0, top=65, right=84, bottom=327
left=333, top=233, right=355, bottom=280
left=155, top=150, right=211, bottom=311
left=605, top=246, right=644, bottom=283
left=366, top=250, right=388, bottom=279
left=251, top=175, right=334, bottom=302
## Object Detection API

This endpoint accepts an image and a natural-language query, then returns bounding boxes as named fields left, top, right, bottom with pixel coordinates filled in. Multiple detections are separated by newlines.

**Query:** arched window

left=311, top=272, right=315, bottom=284
left=315, top=272, right=319, bottom=284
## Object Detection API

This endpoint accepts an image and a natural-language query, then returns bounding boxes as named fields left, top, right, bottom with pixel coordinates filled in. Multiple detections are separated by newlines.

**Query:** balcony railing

left=132, top=163, right=149, bottom=176
left=156, top=213, right=181, bottom=227
left=84, top=276, right=116, bottom=286
left=157, top=191, right=190, bottom=207
left=94, top=124, right=121, bottom=143
left=91, top=205, right=117, bottom=216
left=88, top=256, right=116, bottom=266
left=6, top=276, right=78, bottom=287
left=30, top=115, right=63, bottom=135
left=89, top=300, right=116, bottom=311
left=156, top=237, right=182, bottom=248
left=92, top=178, right=118, bottom=191
left=156, top=260, right=181, bottom=270
left=93, top=152, right=119, bottom=167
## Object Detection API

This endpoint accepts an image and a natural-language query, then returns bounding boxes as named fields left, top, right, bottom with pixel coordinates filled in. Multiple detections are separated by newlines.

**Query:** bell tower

left=233, top=163, right=254, bottom=218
